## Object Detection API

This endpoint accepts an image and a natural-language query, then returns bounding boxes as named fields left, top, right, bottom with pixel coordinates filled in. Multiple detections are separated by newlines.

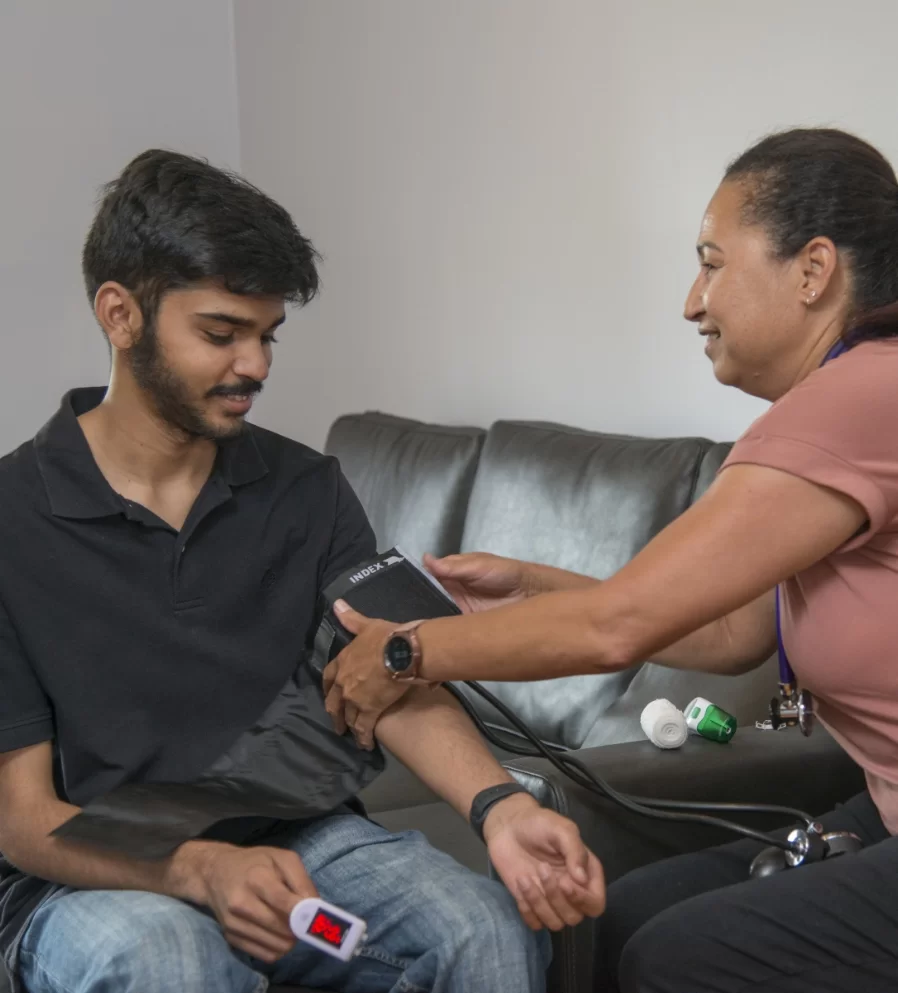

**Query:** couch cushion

left=325, top=412, right=485, bottom=560
left=457, top=420, right=715, bottom=748
left=692, top=441, right=733, bottom=501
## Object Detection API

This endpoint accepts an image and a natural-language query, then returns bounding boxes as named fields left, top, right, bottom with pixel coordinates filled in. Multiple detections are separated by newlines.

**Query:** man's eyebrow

left=194, top=312, right=286, bottom=331
left=696, top=240, right=722, bottom=257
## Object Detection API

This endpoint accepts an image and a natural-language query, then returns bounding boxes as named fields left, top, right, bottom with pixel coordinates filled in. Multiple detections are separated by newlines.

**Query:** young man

left=0, top=151, right=604, bottom=993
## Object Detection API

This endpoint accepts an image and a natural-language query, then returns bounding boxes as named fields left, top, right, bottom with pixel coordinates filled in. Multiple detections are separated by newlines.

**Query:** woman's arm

left=428, top=553, right=776, bottom=674
left=409, top=463, right=864, bottom=681
left=325, top=462, right=864, bottom=738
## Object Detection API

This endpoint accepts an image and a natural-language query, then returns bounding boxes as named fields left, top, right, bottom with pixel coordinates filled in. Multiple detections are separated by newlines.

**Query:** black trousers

left=596, top=791, right=898, bottom=992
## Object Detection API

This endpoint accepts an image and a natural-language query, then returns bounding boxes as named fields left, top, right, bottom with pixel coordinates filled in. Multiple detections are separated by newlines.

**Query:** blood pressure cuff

left=52, top=549, right=459, bottom=860
left=310, top=546, right=462, bottom=673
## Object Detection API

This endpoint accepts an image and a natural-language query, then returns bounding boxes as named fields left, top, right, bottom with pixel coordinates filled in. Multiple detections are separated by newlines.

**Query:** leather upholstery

left=324, top=412, right=485, bottom=561
left=454, top=420, right=727, bottom=749
left=460, top=421, right=715, bottom=577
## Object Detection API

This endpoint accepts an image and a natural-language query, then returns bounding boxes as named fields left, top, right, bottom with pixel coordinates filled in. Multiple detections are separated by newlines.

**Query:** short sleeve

left=320, top=466, right=377, bottom=589
left=0, top=595, right=53, bottom=752
left=722, top=342, right=898, bottom=549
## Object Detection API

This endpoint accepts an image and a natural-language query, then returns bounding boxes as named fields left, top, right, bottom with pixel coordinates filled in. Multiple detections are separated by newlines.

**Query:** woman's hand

left=424, top=552, right=537, bottom=614
left=322, top=603, right=416, bottom=749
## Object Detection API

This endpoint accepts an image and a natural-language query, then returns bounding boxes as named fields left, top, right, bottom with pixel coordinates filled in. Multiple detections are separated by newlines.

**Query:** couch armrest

left=505, top=726, right=864, bottom=885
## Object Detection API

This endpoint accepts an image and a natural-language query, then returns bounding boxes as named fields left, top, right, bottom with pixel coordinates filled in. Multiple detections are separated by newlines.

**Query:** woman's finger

left=324, top=682, right=347, bottom=735
left=332, top=600, right=368, bottom=633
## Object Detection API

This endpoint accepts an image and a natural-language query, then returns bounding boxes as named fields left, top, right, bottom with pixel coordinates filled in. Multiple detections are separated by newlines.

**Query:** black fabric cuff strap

left=469, top=782, right=531, bottom=842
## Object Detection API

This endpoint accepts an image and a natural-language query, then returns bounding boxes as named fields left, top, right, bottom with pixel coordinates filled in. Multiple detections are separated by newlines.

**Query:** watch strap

left=469, top=783, right=531, bottom=842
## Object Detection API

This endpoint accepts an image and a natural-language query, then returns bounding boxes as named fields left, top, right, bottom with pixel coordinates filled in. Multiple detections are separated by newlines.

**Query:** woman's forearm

left=527, top=561, right=601, bottom=595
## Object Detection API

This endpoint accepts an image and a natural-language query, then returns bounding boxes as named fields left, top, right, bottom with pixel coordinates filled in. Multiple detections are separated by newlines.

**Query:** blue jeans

left=16, top=813, right=550, bottom=993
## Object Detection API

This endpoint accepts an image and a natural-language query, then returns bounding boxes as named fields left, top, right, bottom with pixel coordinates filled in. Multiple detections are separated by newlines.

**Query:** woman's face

left=683, top=181, right=810, bottom=400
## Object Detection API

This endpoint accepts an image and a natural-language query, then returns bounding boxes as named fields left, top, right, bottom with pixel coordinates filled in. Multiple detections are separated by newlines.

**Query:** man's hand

left=484, top=794, right=605, bottom=932
left=186, top=844, right=318, bottom=963
left=322, top=602, right=415, bottom=749
left=424, top=552, right=536, bottom=614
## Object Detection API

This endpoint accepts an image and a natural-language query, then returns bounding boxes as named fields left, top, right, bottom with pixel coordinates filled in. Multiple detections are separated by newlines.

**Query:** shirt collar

left=34, top=387, right=269, bottom=520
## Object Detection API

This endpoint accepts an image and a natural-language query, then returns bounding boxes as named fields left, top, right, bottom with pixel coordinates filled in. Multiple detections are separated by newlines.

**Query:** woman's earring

left=806, top=290, right=817, bottom=305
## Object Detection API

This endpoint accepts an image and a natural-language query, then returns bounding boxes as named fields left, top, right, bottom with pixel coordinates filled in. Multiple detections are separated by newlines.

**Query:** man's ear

left=93, top=282, right=145, bottom=351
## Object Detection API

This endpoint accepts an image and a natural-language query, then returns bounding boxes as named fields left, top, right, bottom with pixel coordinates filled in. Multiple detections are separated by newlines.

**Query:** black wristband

left=469, top=783, right=531, bottom=842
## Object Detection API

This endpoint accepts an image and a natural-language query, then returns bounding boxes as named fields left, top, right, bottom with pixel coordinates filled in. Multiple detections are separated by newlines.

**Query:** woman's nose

left=683, top=275, right=705, bottom=322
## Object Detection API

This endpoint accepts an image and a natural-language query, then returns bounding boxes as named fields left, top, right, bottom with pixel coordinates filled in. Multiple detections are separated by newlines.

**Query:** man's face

left=129, top=285, right=285, bottom=440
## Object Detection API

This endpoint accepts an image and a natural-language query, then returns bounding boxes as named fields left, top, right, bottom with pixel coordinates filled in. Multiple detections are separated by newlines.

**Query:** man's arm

left=374, top=687, right=605, bottom=930
left=0, top=743, right=313, bottom=963
left=374, top=687, right=522, bottom=827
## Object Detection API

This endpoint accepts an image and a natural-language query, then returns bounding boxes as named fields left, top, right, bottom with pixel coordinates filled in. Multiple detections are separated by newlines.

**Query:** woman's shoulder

left=758, top=337, right=898, bottom=431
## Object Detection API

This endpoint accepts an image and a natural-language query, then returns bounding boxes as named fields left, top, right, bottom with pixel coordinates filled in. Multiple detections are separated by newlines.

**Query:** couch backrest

left=456, top=421, right=720, bottom=748
left=325, top=412, right=485, bottom=561
left=326, top=412, right=776, bottom=750
left=460, top=421, right=715, bottom=577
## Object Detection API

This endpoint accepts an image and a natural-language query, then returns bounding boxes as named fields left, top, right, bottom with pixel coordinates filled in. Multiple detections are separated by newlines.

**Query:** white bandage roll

left=640, top=698, right=688, bottom=749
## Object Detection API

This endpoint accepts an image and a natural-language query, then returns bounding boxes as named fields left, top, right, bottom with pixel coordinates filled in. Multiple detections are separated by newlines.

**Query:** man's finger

left=272, top=851, right=318, bottom=902
left=555, top=825, right=589, bottom=886
left=333, top=600, right=368, bottom=633
left=226, top=927, right=294, bottom=964
left=513, top=878, right=547, bottom=931
left=580, top=853, right=606, bottom=915
left=518, top=875, right=565, bottom=931
left=324, top=683, right=348, bottom=735
left=538, top=864, right=584, bottom=927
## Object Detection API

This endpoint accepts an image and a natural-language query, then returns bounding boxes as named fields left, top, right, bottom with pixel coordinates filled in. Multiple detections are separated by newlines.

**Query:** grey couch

left=274, top=411, right=862, bottom=993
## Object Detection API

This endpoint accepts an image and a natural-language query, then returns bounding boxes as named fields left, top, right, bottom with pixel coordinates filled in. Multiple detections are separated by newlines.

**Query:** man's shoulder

left=0, top=437, right=42, bottom=494
left=248, top=423, right=340, bottom=482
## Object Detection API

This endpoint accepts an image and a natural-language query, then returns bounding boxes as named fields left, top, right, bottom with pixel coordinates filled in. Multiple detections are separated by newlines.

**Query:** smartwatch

left=383, top=621, right=426, bottom=682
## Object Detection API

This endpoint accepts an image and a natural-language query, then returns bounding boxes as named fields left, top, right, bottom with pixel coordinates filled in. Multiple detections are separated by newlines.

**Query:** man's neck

left=78, top=378, right=216, bottom=492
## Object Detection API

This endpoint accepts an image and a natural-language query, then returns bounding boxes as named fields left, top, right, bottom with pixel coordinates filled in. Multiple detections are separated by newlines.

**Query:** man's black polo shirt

left=0, top=387, right=375, bottom=974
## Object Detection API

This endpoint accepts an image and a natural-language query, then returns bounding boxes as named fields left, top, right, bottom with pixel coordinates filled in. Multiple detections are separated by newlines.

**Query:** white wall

left=0, top=0, right=240, bottom=453
left=235, top=0, right=898, bottom=450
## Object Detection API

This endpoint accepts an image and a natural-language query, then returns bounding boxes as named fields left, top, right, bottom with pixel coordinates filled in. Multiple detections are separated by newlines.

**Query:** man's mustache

left=206, top=379, right=264, bottom=398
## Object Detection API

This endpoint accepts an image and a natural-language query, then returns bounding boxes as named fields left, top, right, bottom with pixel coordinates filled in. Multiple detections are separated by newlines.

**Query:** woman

left=324, top=128, right=898, bottom=991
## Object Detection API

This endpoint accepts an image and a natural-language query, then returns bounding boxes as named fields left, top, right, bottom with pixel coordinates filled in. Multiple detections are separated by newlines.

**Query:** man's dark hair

left=725, top=128, right=898, bottom=342
left=82, top=149, right=320, bottom=326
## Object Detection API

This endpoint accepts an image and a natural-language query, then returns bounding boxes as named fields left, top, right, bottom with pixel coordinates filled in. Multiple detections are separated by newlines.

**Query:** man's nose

left=233, top=340, right=271, bottom=383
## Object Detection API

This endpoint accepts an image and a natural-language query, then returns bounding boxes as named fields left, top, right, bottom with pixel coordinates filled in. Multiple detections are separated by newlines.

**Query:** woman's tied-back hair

left=82, top=149, right=320, bottom=327
left=725, top=128, right=898, bottom=342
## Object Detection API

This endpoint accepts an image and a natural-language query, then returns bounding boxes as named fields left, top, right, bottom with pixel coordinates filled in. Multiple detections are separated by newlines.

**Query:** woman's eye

left=205, top=332, right=234, bottom=346
left=262, top=335, right=279, bottom=346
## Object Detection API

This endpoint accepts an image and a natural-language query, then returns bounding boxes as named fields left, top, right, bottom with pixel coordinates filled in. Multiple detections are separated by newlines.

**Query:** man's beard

left=128, top=327, right=262, bottom=441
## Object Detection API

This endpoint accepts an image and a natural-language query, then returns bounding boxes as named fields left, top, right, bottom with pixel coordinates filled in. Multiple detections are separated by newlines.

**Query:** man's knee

left=429, top=872, right=551, bottom=972
left=20, top=890, right=260, bottom=993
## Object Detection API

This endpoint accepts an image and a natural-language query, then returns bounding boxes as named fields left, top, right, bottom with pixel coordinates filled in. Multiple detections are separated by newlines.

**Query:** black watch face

left=385, top=635, right=414, bottom=673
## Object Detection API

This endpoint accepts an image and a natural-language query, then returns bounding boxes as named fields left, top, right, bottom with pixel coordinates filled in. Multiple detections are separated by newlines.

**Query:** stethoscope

left=768, top=337, right=849, bottom=736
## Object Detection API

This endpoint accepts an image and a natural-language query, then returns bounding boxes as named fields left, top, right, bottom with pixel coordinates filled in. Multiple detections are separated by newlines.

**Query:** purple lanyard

left=775, top=337, right=849, bottom=686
